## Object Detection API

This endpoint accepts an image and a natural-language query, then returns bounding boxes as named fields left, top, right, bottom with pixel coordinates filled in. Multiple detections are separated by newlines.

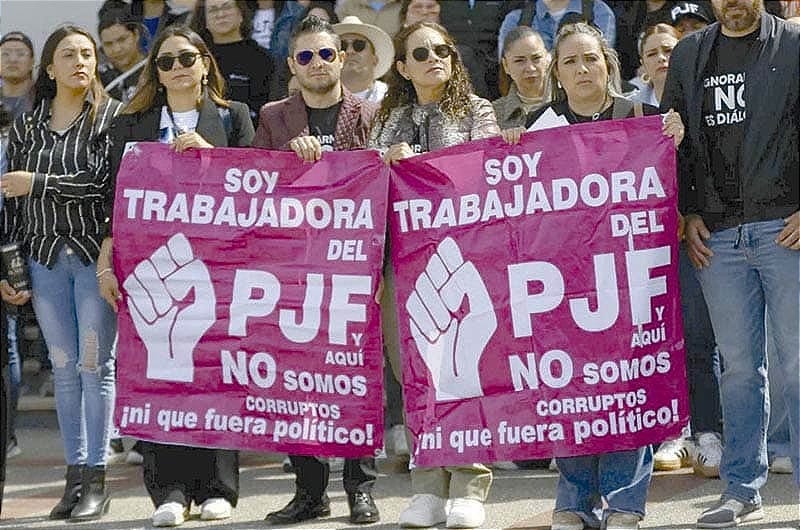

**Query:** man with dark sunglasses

left=333, top=16, right=393, bottom=103
left=253, top=16, right=381, bottom=526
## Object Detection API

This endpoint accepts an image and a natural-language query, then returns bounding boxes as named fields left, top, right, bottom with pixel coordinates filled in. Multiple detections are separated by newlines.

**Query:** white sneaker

left=605, top=512, right=641, bottom=530
left=125, top=449, right=144, bottom=465
left=399, top=494, right=448, bottom=527
left=152, top=502, right=187, bottom=527
left=200, top=497, right=232, bottom=520
left=770, top=456, right=793, bottom=474
left=446, top=498, right=485, bottom=528
left=391, top=424, right=410, bottom=456
left=693, top=432, right=722, bottom=478
left=551, top=510, right=584, bottom=530
left=654, top=437, right=694, bottom=471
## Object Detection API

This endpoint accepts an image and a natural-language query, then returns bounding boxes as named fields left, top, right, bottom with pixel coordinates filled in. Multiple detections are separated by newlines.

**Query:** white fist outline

left=406, top=237, right=497, bottom=401
left=124, top=233, right=216, bottom=382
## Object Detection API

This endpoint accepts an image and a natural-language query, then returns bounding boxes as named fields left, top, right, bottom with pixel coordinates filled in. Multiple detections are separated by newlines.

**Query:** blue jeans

left=679, top=246, right=722, bottom=435
left=696, top=219, right=800, bottom=502
left=6, top=315, right=20, bottom=444
left=29, top=247, right=117, bottom=467
left=766, top=328, right=791, bottom=461
left=555, top=446, right=653, bottom=527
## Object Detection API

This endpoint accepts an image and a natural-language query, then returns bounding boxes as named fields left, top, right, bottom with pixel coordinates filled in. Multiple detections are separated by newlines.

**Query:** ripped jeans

left=30, top=247, right=116, bottom=467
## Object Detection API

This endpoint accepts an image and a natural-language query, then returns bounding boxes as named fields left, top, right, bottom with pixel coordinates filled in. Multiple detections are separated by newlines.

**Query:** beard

left=300, top=75, right=339, bottom=95
left=713, top=0, right=763, bottom=32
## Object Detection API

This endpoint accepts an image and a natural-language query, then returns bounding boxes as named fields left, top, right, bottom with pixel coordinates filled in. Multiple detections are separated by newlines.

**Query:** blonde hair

left=546, top=22, right=622, bottom=103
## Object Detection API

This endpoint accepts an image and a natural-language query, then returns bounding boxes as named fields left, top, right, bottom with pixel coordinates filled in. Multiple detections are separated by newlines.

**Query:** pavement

left=1, top=407, right=798, bottom=530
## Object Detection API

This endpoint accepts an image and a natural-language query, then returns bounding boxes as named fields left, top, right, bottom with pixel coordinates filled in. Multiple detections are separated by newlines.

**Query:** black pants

left=142, top=442, right=239, bottom=508
left=290, top=455, right=376, bottom=499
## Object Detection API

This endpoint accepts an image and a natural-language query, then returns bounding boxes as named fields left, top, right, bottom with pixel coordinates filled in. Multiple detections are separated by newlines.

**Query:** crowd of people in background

left=0, top=1, right=798, bottom=529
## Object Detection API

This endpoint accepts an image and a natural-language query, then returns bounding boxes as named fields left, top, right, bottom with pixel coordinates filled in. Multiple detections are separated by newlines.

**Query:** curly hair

left=375, top=21, right=474, bottom=128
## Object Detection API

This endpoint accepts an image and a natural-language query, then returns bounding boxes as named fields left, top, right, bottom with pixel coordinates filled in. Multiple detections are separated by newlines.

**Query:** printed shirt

left=3, top=97, right=122, bottom=266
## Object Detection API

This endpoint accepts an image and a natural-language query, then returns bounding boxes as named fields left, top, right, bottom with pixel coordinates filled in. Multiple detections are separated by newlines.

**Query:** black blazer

left=104, top=97, right=255, bottom=234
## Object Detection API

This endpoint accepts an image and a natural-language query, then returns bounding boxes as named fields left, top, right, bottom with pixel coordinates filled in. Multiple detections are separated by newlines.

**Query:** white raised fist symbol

left=406, top=237, right=497, bottom=401
left=123, top=233, right=216, bottom=382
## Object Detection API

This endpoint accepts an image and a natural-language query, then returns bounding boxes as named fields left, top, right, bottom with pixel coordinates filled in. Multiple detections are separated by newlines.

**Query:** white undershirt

left=159, top=106, right=199, bottom=143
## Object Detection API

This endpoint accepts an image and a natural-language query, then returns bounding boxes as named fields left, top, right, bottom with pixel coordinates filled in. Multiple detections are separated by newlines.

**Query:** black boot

left=348, top=491, right=380, bottom=524
left=265, top=489, right=330, bottom=524
left=68, top=465, right=110, bottom=522
left=49, top=465, right=83, bottom=520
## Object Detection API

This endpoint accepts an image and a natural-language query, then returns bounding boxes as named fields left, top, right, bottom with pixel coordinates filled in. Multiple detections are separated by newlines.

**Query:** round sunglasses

left=155, top=51, right=202, bottom=72
left=410, top=44, right=454, bottom=62
left=294, top=47, right=337, bottom=66
left=341, top=38, right=368, bottom=53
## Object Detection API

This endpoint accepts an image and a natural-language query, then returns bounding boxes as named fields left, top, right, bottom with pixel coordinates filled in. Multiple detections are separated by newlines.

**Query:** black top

left=209, top=39, right=285, bottom=123
left=100, top=60, right=145, bottom=104
left=105, top=97, right=255, bottom=236
left=306, top=101, right=341, bottom=153
left=527, top=97, right=659, bottom=127
left=3, top=98, right=122, bottom=267
left=700, top=30, right=758, bottom=205
left=661, top=14, right=799, bottom=230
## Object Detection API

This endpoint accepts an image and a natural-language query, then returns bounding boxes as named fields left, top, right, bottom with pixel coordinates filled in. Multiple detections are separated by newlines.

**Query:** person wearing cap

left=670, top=1, right=715, bottom=36
left=0, top=32, right=36, bottom=119
left=254, top=16, right=380, bottom=525
left=333, top=16, right=391, bottom=103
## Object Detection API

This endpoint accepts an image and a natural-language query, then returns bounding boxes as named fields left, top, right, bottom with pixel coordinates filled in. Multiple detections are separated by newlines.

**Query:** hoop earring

left=641, top=72, right=650, bottom=83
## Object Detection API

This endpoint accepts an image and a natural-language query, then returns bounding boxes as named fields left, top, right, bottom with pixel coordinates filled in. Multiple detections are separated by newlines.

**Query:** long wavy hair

left=375, top=21, right=474, bottom=127
left=546, top=22, right=622, bottom=104
left=33, top=25, right=107, bottom=119
left=124, top=26, right=228, bottom=115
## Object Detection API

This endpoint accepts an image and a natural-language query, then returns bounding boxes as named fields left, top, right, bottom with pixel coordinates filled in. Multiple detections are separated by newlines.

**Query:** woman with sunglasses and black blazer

left=98, top=26, right=254, bottom=528
left=368, top=21, right=501, bottom=530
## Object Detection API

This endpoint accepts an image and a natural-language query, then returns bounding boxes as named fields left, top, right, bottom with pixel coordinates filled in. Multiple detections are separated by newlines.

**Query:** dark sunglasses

left=411, top=44, right=454, bottom=62
left=155, top=51, right=202, bottom=72
left=294, top=47, right=337, bottom=66
left=341, top=39, right=368, bottom=53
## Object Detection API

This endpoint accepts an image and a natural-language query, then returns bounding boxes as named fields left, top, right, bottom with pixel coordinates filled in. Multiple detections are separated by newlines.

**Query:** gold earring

left=641, top=72, right=651, bottom=83
left=202, top=73, right=208, bottom=86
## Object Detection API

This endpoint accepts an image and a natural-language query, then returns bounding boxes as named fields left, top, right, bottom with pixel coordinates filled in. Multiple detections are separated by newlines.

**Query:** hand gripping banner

left=388, top=116, right=689, bottom=466
left=113, top=144, right=388, bottom=457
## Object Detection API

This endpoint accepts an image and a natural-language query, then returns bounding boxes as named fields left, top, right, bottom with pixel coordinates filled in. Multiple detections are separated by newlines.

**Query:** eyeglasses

left=155, top=51, right=202, bottom=72
left=340, top=39, right=368, bottom=53
left=294, top=47, right=337, bottom=66
left=410, top=44, right=454, bottom=62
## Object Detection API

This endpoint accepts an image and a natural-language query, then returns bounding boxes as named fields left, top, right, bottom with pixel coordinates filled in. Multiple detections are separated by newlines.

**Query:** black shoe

left=265, top=491, right=330, bottom=524
left=68, top=466, right=111, bottom=522
left=348, top=491, right=380, bottom=524
left=49, top=465, right=83, bottom=520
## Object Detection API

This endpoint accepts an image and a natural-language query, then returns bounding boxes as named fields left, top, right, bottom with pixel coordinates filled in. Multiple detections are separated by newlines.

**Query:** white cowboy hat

left=333, top=15, right=394, bottom=79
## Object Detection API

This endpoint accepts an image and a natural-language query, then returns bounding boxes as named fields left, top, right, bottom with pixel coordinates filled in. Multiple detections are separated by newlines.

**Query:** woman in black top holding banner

left=526, top=23, right=684, bottom=530
left=99, top=26, right=253, bottom=528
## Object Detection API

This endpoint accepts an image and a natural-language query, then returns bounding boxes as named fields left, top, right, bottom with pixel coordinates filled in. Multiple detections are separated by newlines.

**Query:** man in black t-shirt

left=253, top=16, right=380, bottom=526
left=662, top=1, right=800, bottom=528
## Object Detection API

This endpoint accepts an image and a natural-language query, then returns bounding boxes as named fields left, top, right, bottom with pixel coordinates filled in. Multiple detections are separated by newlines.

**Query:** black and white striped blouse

left=3, top=97, right=121, bottom=267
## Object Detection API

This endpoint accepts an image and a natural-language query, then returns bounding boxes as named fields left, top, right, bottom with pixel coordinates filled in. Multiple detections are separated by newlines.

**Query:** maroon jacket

left=253, top=87, right=376, bottom=150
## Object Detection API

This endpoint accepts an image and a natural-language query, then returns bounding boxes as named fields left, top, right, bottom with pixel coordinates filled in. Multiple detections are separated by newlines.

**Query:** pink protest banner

left=389, top=116, right=688, bottom=466
left=113, top=144, right=388, bottom=457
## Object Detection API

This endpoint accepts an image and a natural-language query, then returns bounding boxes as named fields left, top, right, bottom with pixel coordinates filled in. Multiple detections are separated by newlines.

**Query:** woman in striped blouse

left=0, top=25, right=122, bottom=523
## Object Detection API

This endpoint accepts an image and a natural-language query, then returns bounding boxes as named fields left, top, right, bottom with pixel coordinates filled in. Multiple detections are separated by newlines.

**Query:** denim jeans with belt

left=29, top=247, right=116, bottom=467
left=696, top=219, right=800, bottom=501
left=555, top=446, right=653, bottom=528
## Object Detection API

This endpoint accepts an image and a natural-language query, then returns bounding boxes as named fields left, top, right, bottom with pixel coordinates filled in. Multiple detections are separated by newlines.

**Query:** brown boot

left=49, top=464, right=83, bottom=519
